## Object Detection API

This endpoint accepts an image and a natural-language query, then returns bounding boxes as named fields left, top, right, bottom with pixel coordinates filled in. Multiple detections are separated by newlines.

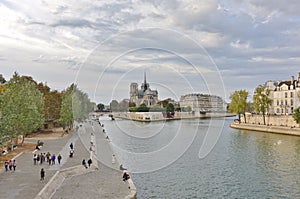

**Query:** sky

left=1, top=0, right=300, bottom=104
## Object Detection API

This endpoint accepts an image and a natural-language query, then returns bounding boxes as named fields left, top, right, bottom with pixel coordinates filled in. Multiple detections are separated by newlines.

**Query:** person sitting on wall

left=123, top=171, right=130, bottom=181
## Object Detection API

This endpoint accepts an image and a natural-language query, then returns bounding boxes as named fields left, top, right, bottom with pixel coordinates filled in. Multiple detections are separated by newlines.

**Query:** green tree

left=228, top=90, right=250, bottom=123
left=59, top=85, right=74, bottom=129
left=253, top=86, right=272, bottom=125
left=0, top=73, right=44, bottom=145
left=110, top=100, right=119, bottom=112
left=97, top=103, right=105, bottom=111
left=293, top=107, right=300, bottom=125
left=166, top=103, right=175, bottom=113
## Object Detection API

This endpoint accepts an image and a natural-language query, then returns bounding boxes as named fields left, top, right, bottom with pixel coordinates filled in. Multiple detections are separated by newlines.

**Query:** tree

left=110, top=100, right=119, bottom=112
left=37, top=83, right=62, bottom=123
left=253, top=86, right=272, bottom=125
left=166, top=103, right=175, bottom=113
left=0, top=73, right=44, bottom=145
left=97, top=103, right=105, bottom=111
left=293, top=107, right=300, bottom=125
left=228, top=90, right=250, bottom=123
left=0, top=74, right=6, bottom=84
left=59, top=85, right=74, bottom=129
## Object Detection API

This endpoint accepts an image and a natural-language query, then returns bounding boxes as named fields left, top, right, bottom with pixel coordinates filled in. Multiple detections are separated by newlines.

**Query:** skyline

left=1, top=0, right=300, bottom=104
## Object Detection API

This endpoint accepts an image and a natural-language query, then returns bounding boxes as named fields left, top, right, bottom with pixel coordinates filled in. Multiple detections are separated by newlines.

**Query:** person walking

left=36, top=154, right=40, bottom=165
left=13, top=160, right=16, bottom=171
left=8, top=160, right=13, bottom=171
left=33, top=154, right=37, bottom=165
left=70, top=142, right=73, bottom=150
left=40, top=168, right=45, bottom=181
left=112, top=154, right=116, bottom=164
left=82, top=159, right=87, bottom=169
left=87, top=158, right=92, bottom=168
left=51, top=154, right=56, bottom=165
left=46, top=152, right=50, bottom=163
left=57, top=154, right=62, bottom=165
left=4, top=160, right=8, bottom=172
left=40, top=153, right=44, bottom=165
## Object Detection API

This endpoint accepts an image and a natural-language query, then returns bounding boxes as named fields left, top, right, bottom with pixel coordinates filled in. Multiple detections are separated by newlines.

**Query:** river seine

left=102, top=116, right=300, bottom=198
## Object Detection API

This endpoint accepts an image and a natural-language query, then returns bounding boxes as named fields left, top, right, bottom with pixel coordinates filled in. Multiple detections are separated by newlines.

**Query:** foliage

left=0, top=73, right=44, bottom=145
left=37, top=83, right=62, bottom=122
left=110, top=100, right=119, bottom=112
left=253, top=86, right=272, bottom=125
left=97, top=103, right=105, bottom=111
left=166, top=103, right=175, bottom=113
left=0, top=74, right=6, bottom=84
left=59, top=84, right=94, bottom=126
left=129, top=104, right=150, bottom=112
left=228, top=90, right=250, bottom=123
left=181, top=106, right=192, bottom=112
left=293, top=107, right=300, bottom=124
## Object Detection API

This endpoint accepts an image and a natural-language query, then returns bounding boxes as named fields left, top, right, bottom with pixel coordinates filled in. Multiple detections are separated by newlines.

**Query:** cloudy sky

left=1, top=0, right=300, bottom=104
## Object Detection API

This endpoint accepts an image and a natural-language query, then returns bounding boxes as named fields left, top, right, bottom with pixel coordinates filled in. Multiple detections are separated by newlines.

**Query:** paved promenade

left=0, top=121, right=135, bottom=199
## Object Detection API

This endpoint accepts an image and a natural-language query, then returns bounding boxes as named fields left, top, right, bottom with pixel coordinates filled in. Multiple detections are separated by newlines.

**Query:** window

left=277, top=108, right=280, bottom=113
left=281, top=100, right=283, bottom=105
left=285, top=92, right=288, bottom=98
left=291, top=107, right=294, bottom=113
left=277, top=100, right=279, bottom=106
left=291, top=92, right=294, bottom=98
left=285, top=100, right=288, bottom=105
left=291, top=99, right=293, bottom=106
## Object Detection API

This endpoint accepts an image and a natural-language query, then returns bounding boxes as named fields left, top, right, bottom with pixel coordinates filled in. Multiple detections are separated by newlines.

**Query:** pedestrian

left=46, top=152, right=50, bottom=163
left=112, top=154, right=116, bottom=164
left=8, top=160, right=13, bottom=171
left=57, top=154, right=62, bottom=165
left=123, top=171, right=130, bottom=181
left=51, top=154, right=56, bottom=165
left=37, top=154, right=40, bottom=165
left=82, top=159, right=87, bottom=169
left=87, top=158, right=92, bottom=167
left=33, top=154, right=37, bottom=165
left=4, top=160, right=8, bottom=172
left=70, top=142, right=73, bottom=150
left=13, top=160, right=16, bottom=171
left=40, top=153, right=44, bottom=165
left=69, top=149, right=74, bottom=158
left=40, top=168, right=45, bottom=181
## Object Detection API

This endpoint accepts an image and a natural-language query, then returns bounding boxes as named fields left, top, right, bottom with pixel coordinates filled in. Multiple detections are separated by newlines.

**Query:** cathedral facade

left=130, top=73, right=158, bottom=107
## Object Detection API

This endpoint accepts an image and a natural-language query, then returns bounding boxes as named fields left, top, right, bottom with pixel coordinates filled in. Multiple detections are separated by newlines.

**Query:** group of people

left=4, top=160, right=16, bottom=172
left=81, top=158, right=93, bottom=169
left=33, top=152, right=62, bottom=165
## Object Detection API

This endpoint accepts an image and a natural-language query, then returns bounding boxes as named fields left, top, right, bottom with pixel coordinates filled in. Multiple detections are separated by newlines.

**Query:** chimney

left=291, top=75, right=294, bottom=85
left=298, top=72, right=300, bottom=81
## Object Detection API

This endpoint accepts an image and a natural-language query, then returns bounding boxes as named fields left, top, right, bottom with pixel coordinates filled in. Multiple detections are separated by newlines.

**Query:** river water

left=101, top=116, right=300, bottom=198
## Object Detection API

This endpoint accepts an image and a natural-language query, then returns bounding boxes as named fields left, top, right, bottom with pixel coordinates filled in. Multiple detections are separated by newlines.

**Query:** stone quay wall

left=241, top=114, right=298, bottom=127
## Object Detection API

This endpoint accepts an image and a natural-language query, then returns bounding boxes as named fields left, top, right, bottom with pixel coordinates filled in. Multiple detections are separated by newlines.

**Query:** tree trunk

left=243, top=113, right=247, bottom=123
left=238, top=113, right=241, bottom=123
left=263, top=113, right=266, bottom=125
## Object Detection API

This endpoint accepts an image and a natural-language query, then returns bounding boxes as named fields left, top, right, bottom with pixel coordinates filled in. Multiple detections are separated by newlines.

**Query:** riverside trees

left=0, top=73, right=94, bottom=146
left=253, top=86, right=272, bottom=125
left=0, top=73, right=44, bottom=145
left=228, top=90, right=250, bottom=123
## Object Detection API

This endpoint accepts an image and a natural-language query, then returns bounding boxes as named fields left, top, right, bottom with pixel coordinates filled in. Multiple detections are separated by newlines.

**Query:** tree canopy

left=293, top=107, right=300, bottom=124
left=253, top=86, right=272, bottom=125
left=0, top=73, right=44, bottom=144
left=228, top=90, right=249, bottom=123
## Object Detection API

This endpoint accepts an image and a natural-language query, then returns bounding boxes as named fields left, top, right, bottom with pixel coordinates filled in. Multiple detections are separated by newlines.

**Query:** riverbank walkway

left=0, top=120, right=135, bottom=199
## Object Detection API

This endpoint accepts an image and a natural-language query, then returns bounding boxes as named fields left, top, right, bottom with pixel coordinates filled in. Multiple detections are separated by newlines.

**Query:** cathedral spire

left=144, top=71, right=147, bottom=85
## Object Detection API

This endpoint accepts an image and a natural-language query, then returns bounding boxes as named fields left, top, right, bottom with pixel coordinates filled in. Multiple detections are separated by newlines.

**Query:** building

left=270, top=73, right=300, bottom=115
left=130, top=73, right=158, bottom=107
left=179, top=93, right=227, bottom=113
